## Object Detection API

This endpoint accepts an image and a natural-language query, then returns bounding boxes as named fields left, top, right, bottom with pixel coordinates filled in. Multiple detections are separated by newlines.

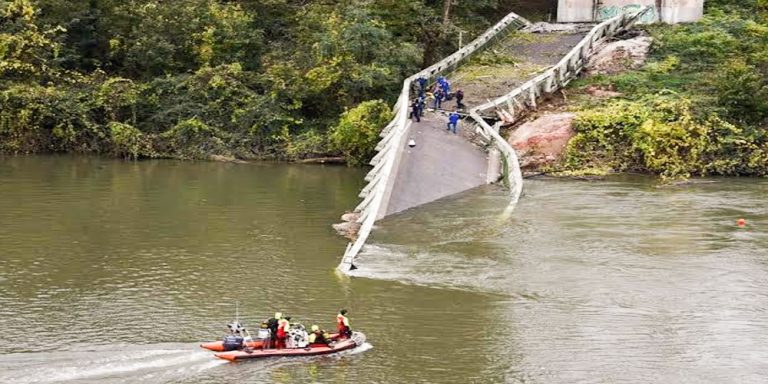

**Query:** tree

left=330, top=99, right=393, bottom=166
left=0, top=0, right=64, bottom=83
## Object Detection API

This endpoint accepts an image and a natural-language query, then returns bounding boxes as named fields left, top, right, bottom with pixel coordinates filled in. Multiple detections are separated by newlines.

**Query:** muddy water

left=1, top=157, right=767, bottom=383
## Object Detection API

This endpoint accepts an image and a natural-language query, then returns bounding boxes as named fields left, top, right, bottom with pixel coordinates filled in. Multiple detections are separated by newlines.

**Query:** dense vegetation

left=566, top=0, right=768, bottom=178
left=1, top=0, right=543, bottom=163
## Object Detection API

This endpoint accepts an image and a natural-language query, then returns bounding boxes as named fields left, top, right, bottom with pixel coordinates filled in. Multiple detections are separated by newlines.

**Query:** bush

left=330, top=99, right=393, bottom=166
left=108, top=122, right=146, bottom=159
left=566, top=97, right=768, bottom=178
left=160, top=117, right=227, bottom=159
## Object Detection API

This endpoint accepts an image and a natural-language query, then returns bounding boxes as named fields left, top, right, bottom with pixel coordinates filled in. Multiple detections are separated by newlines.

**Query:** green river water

left=1, top=155, right=767, bottom=383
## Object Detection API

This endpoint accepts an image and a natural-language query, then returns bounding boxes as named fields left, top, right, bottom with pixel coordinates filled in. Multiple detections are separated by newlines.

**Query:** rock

left=210, top=154, right=247, bottom=163
left=508, top=113, right=576, bottom=169
left=333, top=221, right=361, bottom=239
left=586, top=36, right=653, bottom=75
left=341, top=212, right=360, bottom=222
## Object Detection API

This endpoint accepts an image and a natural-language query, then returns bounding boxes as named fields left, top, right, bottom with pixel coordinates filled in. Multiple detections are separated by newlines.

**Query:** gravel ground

left=451, top=31, right=588, bottom=108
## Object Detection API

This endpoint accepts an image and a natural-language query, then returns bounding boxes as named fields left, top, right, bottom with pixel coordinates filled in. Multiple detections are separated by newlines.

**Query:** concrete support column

left=558, top=0, right=595, bottom=22
left=660, top=0, right=703, bottom=23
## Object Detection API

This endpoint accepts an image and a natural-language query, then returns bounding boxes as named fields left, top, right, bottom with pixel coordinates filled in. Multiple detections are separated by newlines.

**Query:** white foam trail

left=347, top=342, right=374, bottom=355
left=0, top=345, right=223, bottom=384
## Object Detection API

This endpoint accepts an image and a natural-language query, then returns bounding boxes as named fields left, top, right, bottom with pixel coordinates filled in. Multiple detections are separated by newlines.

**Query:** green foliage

left=712, top=59, right=768, bottom=122
left=0, top=0, right=527, bottom=163
left=568, top=6, right=768, bottom=179
left=566, top=98, right=768, bottom=179
left=160, top=117, right=226, bottom=159
left=0, top=83, right=106, bottom=153
left=330, top=100, right=393, bottom=166
left=108, top=121, right=145, bottom=159
left=286, top=130, right=332, bottom=160
left=0, top=0, right=64, bottom=83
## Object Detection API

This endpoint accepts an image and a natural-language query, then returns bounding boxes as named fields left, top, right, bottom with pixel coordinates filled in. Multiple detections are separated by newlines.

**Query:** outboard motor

left=222, top=335, right=244, bottom=351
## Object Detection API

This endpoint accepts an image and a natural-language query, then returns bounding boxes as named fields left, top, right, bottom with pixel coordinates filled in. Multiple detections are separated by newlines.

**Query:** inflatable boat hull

left=214, top=333, right=364, bottom=361
left=200, top=340, right=265, bottom=352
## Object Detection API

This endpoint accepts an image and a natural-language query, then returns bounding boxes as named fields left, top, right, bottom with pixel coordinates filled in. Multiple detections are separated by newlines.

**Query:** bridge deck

left=381, top=31, right=588, bottom=217
left=382, top=31, right=588, bottom=216
left=384, top=114, right=488, bottom=216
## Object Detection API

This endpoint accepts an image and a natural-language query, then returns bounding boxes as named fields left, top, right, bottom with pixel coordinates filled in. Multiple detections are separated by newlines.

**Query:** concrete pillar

left=557, top=0, right=595, bottom=22
left=660, top=0, right=704, bottom=23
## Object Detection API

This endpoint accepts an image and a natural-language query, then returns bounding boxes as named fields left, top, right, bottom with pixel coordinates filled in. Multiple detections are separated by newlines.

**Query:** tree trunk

left=442, top=0, right=453, bottom=28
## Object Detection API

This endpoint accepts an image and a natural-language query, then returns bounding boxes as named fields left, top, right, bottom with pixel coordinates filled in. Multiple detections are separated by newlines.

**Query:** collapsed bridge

left=337, top=7, right=652, bottom=273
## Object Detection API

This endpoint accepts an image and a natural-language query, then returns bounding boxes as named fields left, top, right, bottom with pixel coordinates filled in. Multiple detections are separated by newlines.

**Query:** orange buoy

left=737, top=218, right=747, bottom=227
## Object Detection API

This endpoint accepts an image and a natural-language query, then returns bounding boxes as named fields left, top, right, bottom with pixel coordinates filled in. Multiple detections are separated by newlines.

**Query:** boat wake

left=349, top=244, right=513, bottom=295
left=0, top=343, right=225, bottom=384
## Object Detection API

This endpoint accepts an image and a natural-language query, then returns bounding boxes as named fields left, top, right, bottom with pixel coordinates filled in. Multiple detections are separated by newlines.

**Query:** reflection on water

left=1, top=157, right=768, bottom=383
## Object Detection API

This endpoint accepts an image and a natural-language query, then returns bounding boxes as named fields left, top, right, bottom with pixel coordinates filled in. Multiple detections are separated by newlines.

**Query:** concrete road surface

left=385, top=113, right=488, bottom=216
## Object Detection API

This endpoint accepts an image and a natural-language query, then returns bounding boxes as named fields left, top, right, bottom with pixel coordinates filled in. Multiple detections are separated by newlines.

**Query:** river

left=1, top=156, right=767, bottom=383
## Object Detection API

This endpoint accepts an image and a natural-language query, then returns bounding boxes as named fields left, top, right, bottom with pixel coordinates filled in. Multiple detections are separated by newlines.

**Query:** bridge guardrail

left=469, top=7, right=651, bottom=208
left=337, top=11, right=532, bottom=273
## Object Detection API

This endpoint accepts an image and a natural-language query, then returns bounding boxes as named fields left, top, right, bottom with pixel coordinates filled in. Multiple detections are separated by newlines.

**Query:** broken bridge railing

left=469, top=6, right=652, bottom=209
left=337, top=10, right=531, bottom=273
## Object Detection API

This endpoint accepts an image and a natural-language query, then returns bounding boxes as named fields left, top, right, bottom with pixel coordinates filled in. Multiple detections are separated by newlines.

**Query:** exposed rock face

left=508, top=113, right=576, bottom=169
left=586, top=36, right=653, bottom=75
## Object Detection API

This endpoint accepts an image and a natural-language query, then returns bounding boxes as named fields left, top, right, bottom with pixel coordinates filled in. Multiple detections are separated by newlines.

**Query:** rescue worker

left=266, top=312, right=281, bottom=348
left=276, top=314, right=290, bottom=349
left=336, top=309, right=351, bottom=338
left=308, top=324, right=330, bottom=345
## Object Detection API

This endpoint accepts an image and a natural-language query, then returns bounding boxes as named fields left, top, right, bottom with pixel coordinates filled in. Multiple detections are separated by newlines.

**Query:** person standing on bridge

left=433, top=88, right=444, bottom=110
left=455, top=88, right=464, bottom=109
left=441, top=77, right=451, bottom=96
left=410, top=99, right=421, bottom=122
left=417, top=76, right=428, bottom=97
left=447, top=110, right=460, bottom=134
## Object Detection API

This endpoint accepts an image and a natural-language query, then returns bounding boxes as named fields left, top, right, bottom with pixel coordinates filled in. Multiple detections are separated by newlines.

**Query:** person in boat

left=276, top=315, right=291, bottom=349
left=308, top=324, right=330, bottom=345
left=336, top=309, right=351, bottom=338
left=227, top=320, right=245, bottom=336
left=266, top=312, right=281, bottom=348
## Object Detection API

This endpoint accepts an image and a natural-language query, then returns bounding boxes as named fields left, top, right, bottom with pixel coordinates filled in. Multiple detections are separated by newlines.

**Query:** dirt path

left=452, top=31, right=587, bottom=108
